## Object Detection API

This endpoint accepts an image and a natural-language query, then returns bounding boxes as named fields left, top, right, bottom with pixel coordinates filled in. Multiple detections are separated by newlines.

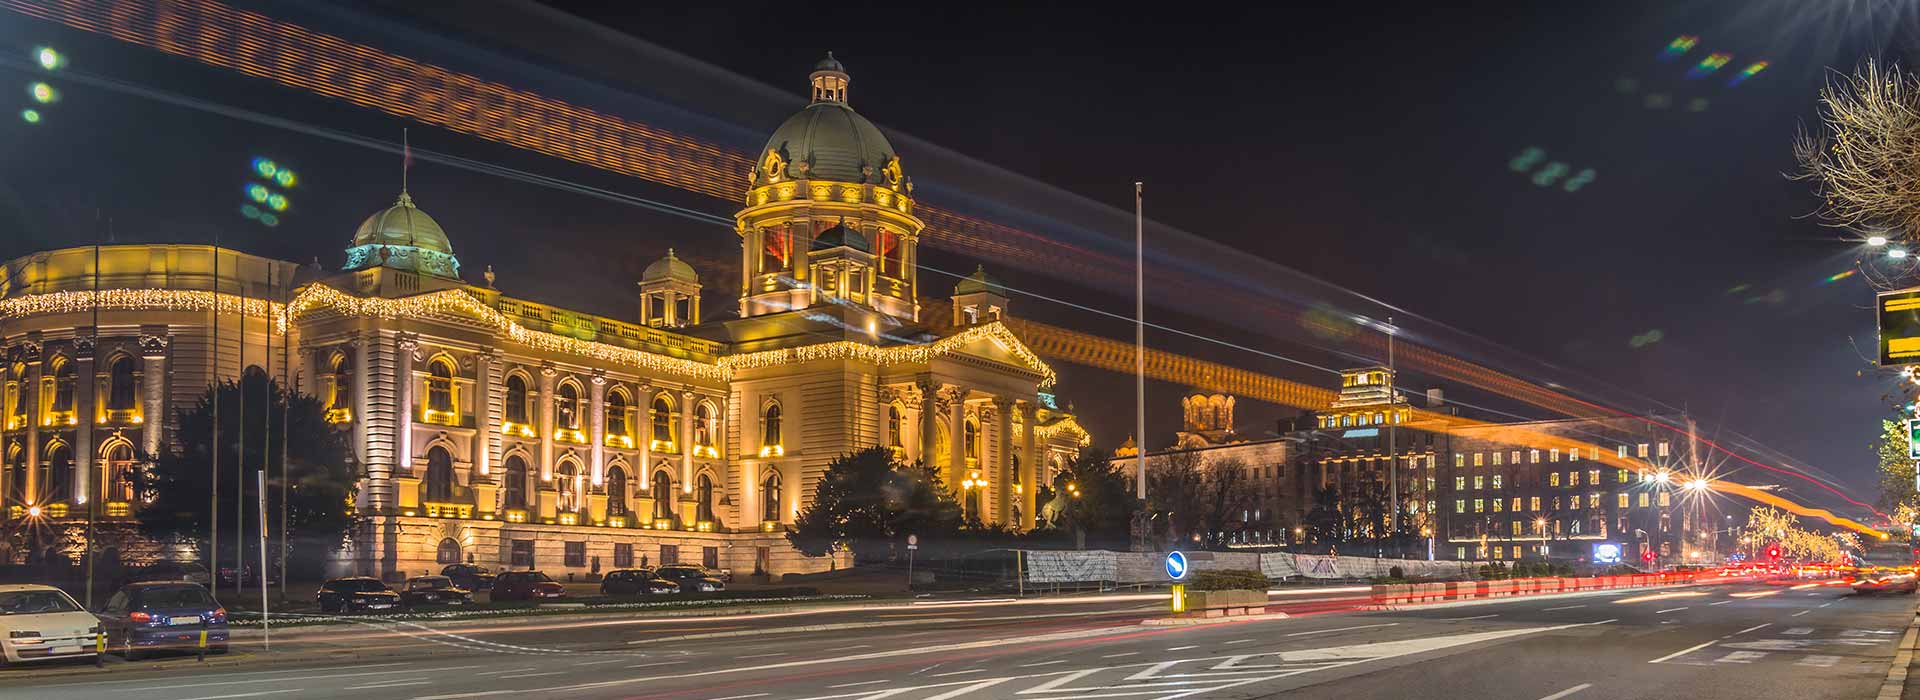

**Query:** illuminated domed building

left=0, top=57, right=1088, bottom=577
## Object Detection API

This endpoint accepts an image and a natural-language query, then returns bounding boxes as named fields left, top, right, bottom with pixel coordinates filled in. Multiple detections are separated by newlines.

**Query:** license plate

left=368, top=603, right=393, bottom=609
left=167, top=616, right=201, bottom=626
left=51, top=646, right=80, bottom=655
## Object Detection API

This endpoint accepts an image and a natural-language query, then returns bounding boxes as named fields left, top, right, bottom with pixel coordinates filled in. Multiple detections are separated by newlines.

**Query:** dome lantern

left=639, top=248, right=701, bottom=328
left=810, top=52, right=849, bottom=104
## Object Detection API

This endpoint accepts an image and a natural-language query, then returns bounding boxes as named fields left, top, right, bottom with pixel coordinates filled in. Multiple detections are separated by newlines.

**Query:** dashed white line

left=477, top=668, right=538, bottom=676
left=574, top=658, right=628, bottom=666
left=1792, top=610, right=1812, bottom=617
left=707, top=694, right=770, bottom=700
left=1286, top=623, right=1400, bottom=637
left=929, top=669, right=986, bottom=678
left=626, top=661, right=686, bottom=669
left=1708, top=600, right=1731, bottom=606
left=1656, top=607, right=1689, bottom=614
left=1649, top=640, right=1719, bottom=664
left=1733, top=624, right=1772, bottom=636
left=1537, top=683, right=1592, bottom=700
left=1102, top=651, right=1141, bottom=658
left=1223, top=639, right=1256, bottom=645
left=499, top=672, right=566, bottom=679
left=1818, top=602, right=1834, bottom=608
left=344, top=681, right=433, bottom=690
left=1167, top=645, right=1198, bottom=651
left=1020, top=660, right=1068, bottom=667
left=1542, top=605, right=1586, bottom=611
left=830, top=680, right=892, bottom=688
left=171, top=692, right=304, bottom=700
left=834, top=644, right=873, bottom=651
left=738, top=652, right=789, bottom=660
left=1441, top=614, right=1499, bottom=621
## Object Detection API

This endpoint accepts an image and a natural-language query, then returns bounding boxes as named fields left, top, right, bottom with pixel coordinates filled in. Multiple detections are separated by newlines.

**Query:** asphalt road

left=1, top=580, right=1909, bottom=700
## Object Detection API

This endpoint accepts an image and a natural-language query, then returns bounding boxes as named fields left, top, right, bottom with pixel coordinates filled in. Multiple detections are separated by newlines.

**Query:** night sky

left=0, top=1, right=1908, bottom=511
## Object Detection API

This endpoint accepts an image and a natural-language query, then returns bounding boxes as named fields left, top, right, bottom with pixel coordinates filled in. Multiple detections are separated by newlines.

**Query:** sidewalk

left=1886, top=599, right=1919, bottom=700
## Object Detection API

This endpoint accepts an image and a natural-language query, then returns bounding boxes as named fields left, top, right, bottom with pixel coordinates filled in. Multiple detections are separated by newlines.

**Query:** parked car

left=440, top=564, right=495, bottom=592
left=1851, top=542, right=1919, bottom=594
left=0, top=584, right=101, bottom=666
left=653, top=565, right=726, bottom=593
left=316, top=577, right=402, bottom=613
left=216, top=565, right=279, bottom=588
left=98, top=581, right=227, bottom=660
left=400, top=576, right=473, bottom=607
left=125, top=561, right=211, bottom=587
left=600, top=569, right=679, bottom=596
left=491, top=571, right=565, bottom=601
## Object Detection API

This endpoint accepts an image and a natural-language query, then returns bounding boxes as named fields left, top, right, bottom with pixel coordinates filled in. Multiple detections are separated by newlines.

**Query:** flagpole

left=210, top=240, right=220, bottom=594
left=278, top=265, right=290, bottom=602
left=256, top=468, right=270, bottom=649
left=1133, top=181, right=1146, bottom=502
left=83, top=239, right=98, bottom=607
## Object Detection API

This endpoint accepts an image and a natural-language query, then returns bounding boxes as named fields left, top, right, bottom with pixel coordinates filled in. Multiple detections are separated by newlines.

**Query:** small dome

left=811, top=219, right=869, bottom=253
left=642, top=248, right=699, bottom=285
left=953, top=265, right=1006, bottom=296
left=813, top=51, right=846, bottom=74
left=343, top=192, right=460, bottom=279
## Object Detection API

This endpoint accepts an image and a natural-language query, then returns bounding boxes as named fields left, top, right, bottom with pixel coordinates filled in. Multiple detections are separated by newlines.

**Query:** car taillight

left=129, top=611, right=152, bottom=623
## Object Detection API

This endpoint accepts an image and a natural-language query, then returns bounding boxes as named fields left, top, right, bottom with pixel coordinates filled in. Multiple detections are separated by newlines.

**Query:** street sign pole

left=906, top=534, right=918, bottom=592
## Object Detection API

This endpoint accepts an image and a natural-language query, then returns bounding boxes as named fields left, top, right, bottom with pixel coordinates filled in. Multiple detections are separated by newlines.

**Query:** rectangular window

left=1618, top=469, right=1630, bottom=483
left=702, top=546, right=720, bottom=570
left=1617, top=493, right=1629, bottom=508
left=1474, top=499, right=1484, bottom=513
left=1426, top=477, right=1436, bottom=491
left=1492, top=475, right=1503, bottom=489
left=1511, top=451, right=1521, bottom=464
left=1552, top=496, right=1562, bottom=510
left=1529, top=449, right=1540, bottom=463
left=661, top=544, right=681, bottom=565
left=1474, top=453, right=1484, bottom=467
left=510, top=540, right=535, bottom=568
left=1512, top=497, right=1522, bottom=511
left=1550, top=448, right=1560, bottom=462
left=1455, top=499, right=1466, bottom=514
left=1589, top=469, right=1601, bottom=485
left=1658, top=491, right=1671, bottom=507
left=1492, top=498, right=1503, bottom=512
left=1473, top=476, right=1484, bottom=490
left=1492, top=451, right=1503, bottom=466
left=1618, top=445, right=1628, bottom=458
left=564, top=541, right=586, bottom=568
left=1638, top=443, right=1649, bottom=458
left=1569, top=447, right=1580, bottom=461
left=1426, top=456, right=1436, bottom=468
left=1457, top=546, right=1467, bottom=560
left=1550, top=472, right=1561, bottom=487
left=1456, top=454, right=1466, bottom=468
left=1455, top=476, right=1466, bottom=490
left=1530, top=496, right=1541, bottom=511
left=1638, top=492, right=1650, bottom=507
left=1588, top=493, right=1600, bottom=509
left=613, top=543, right=634, bottom=568
left=1658, top=441, right=1670, bottom=457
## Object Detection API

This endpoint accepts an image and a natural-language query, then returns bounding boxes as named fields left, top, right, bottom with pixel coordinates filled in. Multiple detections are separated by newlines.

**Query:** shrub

left=1188, top=569, right=1270, bottom=591
left=1388, top=565, right=1405, bottom=580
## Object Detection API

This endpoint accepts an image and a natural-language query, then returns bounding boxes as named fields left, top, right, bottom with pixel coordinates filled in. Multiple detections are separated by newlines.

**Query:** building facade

left=0, top=57, right=1089, bottom=579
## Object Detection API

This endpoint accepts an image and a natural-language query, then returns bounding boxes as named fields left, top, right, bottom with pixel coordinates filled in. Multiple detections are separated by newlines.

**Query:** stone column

left=945, top=387, right=966, bottom=493
left=1020, top=401, right=1038, bottom=531
left=473, top=349, right=495, bottom=477
left=394, top=335, right=417, bottom=478
left=876, top=386, right=894, bottom=451
left=915, top=378, right=938, bottom=467
left=537, top=363, right=556, bottom=481
left=350, top=335, right=370, bottom=508
left=72, top=339, right=94, bottom=504
left=589, top=371, right=606, bottom=485
left=680, top=390, right=695, bottom=496
left=139, top=335, right=167, bottom=461
left=993, top=397, right=1013, bottom=527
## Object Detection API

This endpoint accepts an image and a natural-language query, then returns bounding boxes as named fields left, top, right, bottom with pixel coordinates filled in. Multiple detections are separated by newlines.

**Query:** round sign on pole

left=908, top=534, right=918, bottom=546
left=1165, top=550, right=1189, bottom=580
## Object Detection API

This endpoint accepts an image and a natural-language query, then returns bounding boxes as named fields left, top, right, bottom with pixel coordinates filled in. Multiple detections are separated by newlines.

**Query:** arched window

left=606, top=466, right=628, bottom=518
left=50, top=357, right=74, bottom=415
left=505, top=374, right=530, bottom=424
left=760, top=472, right=781, bottom=522
left=107, top=357, right=137, bottom=412
left=651, top=396, right=674, bottom=444
left=652, top=471, right=674, bottom=519
left=426, top=359, right=455, bottom=414
left=606, top=390, right=629, bottom=439
left=103, top=442, right=134, bottom=503
left=42, top=441, right=71, bottom=504
left=694, top=402, right=716, bottom=449
left=964, top=418, right=980, bottom=462
left=555, top=382, right=580, bottom=431
left=327, top=353, right=351, bottom=413
left=502, top=456, right=528, bottom=510
left=424, top=447, right=454, bottom=502
left=555, top=461, right=581, bottom=513
left=762, top=403, right=782, bottom=448
left=696, top=474, right=715, bottom=522
left=5, top=442, right=25, bottom=506
left=435, top=538, right=461, bottom=565
left=887, top=405, right=903, bottom=448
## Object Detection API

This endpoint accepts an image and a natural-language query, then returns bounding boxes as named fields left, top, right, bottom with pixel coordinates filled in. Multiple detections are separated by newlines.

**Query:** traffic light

left=1766, top=544, right=1782, bottom=560
left=1642, top=550, right=1655, bottom=563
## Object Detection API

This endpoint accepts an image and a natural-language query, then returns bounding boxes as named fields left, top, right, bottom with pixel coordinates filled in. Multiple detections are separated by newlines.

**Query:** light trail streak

left=2, top=0, right=1881, bottom=523
left=1612, top=591, right=1708, bottom=604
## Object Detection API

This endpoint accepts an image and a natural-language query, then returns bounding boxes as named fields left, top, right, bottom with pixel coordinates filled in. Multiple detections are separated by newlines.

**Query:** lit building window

left=1473, top=476, right=1484, bottom=490
left=1618, top=493, right=1629, bottom=508
left=1587, top=493, right=1600, bottom=509
left=1658, top=491, right=1671, bottom=507
left=694, top=402, right=717, bottom=453
left=887, top=405, right=903, bottom=448
left=1637, top=443, right=1649, bottom=458
left=1473, top=499, right=1484, bottom=513
left=502, top=456, right=528, bottom=510
left=106, top=356, right=137, bottom=414
left=1455, top=476, right=1466, bottom=490
left=1491, top=475, right=1502, bottom=489
left=1618, top=470, right=1630, bottom=483
left=1455, top=454, right=1465, bottom=467
left=1474, top=453, right=1484, bottom=467
left=606, top=466, right=628, bottom=518
left=606, top=390, right=630, bottom=440
left=1657, top=441, right=1670, bottom=457
left=1570, top=471, right=1581, bottom=487
left=1454, top=499, right=1465, bottom=514
left=1550, top=472, right=1561, bottom=487
left=1588, top=469, right=1600, bottom=485
left=555, top=382, right=581, bottom=431
left=1638, top=492, right=1650, bottom=507
left=696, top=474, right=715, bottom=522
left=652, top=395, right=676, bottom=446
left=1617, top=445, right=1628, bottom=458
left=1550, top=448, right=1560, bottom=462
left=505, top=374, right=531, bottom=425
left=1530, top=496, right=1541, bottom=511
left=761, top=472, right=782, bottom=522
left=761, top=402, right=783, bottom=452
left=1492, top=498, right=1503, bottom=512
left=1529, top=449, right=1539, bottom=464
left=1492, top=451, right=1503, bottom=466
left=426, top=359, right=455, bottom=416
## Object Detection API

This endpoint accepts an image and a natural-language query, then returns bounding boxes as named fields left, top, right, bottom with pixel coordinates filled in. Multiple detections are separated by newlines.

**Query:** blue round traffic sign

left=1165, top=550, right=1189, bottom=580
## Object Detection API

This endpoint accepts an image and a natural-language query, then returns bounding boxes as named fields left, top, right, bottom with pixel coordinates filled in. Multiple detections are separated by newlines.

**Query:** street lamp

left=1869, top=235, right=1890, bottom=247
left=1893, top=248, right=1910, bottom=260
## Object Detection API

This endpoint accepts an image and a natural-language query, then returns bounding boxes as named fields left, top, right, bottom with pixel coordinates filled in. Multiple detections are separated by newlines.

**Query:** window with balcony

left=964, top=418, right=980, bottom=463
left=556, top=461, right=581, bottom=513
left=652, top=470, right=674, bottom=520
left=505, top=374, right=530, bottom=425
left=555, top=382, right=581, bottom=432
left=696, top=474, right=715, bottom=522
left=760, top=402, right=782, bottom=455
left=103, top=442, right=134, bottom=504
left=502, top=456, right=528, bottom=510
left=106, top=356, right=136, bottom=415
left=888, top=405, right=903, bottom=448
left=326, top=353, right=352, bottom=422
left=425, top=447, right=454, bottom=502
left=652, top=396, right=676, bottom=446
left=694, top=402, right=717, bottom=454
left=425, top=359, right=455, bottom=423
left=606, top=390, right=630, bottom=443
left=606, top=466, right=628, bottom=518
left=48, top=356, right=74, bottom=422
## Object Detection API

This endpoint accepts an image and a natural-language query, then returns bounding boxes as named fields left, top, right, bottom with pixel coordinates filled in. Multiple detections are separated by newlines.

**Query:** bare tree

left=1197, top=457, right=1258, bottom=549
left=1793, top=62, right=1920, bottom=245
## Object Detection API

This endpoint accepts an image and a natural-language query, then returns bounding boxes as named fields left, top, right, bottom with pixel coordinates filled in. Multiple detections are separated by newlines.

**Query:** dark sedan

left=440, top=564, right=495, bottom=592
left=599, top=569, right=679, bottom=596
left=490, top=571, right=565, bottom=601
left=400, top=576, right=473, bottom=607
left=97, top=582, right=227, bottom=660
left=653, top=565, right=726, bottom=593
left=316, top=577, right=401, bottom=613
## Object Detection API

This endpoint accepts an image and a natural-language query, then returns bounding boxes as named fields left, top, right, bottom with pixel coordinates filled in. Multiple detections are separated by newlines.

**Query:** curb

left=1364, top=583, right=1698, bottom=612
left=1877, top=605, right=1920, bottom=700
left=1140, top=612, right=1291, bottom=627
left=0, top=651, right=258, bottom=681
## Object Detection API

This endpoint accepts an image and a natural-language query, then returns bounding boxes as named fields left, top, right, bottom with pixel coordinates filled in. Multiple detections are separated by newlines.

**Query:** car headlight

left=9, top=630, right=39, bottom=639
left=88, top=625, right=101, bottom=634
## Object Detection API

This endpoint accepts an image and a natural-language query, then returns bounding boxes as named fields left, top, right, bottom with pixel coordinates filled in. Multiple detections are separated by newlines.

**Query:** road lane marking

left=1167, top=645, right=1198, bottom=651
left=626, top=661, right=685, bottom=669
left=477, top=668, right=538, bottom=676
left=1649, top=640, right=1718, bottom=664
left=346, top=681, right=433, bottom=690
left=928, top=669, right=985, bottom=677
left=1715, top=651, right=1767, bottom=664
left=830, top=680, right=892, bottom=688
left=1223, top=639, right=1256, bottom=645
left=1792, top=610, right=1812, bottom=617
left=1440, top=614, right=1498, bottom=621
left=1734, top=624, right=1772, bottom=636
left=1730, top=591, right=1779, bottom=599
left=1818, top=603, right=1833, bottom=608
left=877, top=613, right=951, bottom=619
left=1020, top=660, right=1068, bottom=667
left=834, top=644, right=873, bottom=651
left=1656, top=607, right=1689, bottom=614
left=1800, top=655, right=1841, bottom=667
left=1783, top=627, right=1812, bottom=636
left=1542, top=605, right=1586, bottom=611
left=1708, top=601, right=1731, bottom=606
left=1101, top=651, right=1141, bottom=658
left=1286, top=623, right=1400, bottom=637
left=738, top=653, right=788, bottom=659
left=173, top=691, right=304, bottom=700
left=574, top=658, right=627, bottom=666
left=499, top=672, right=566, bottom=679
left=38, top=662, right=417, bottom=688
left=1537, top=683, right=1592, bottom=700
left=706, top=694, right=769, bottom=700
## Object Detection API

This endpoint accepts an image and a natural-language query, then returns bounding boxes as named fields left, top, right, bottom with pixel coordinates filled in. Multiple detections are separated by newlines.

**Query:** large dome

left=754, top=55, right=903, bottom=187
left=343, top=192, right=461, bottom=279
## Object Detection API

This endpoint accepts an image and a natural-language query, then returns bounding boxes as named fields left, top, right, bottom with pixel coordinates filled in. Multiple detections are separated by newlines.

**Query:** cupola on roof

left=954, top=265, right=1006, bottom=296
left=343, top=191, right=461, bottom=280
left=642, top=248, right=699, bottom=285
left=755, top=54, right=902, bottom=187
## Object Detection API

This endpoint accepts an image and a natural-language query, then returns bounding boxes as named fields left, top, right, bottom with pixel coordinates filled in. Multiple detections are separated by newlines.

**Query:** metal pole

left=210, top=241, right=220, bottom=595
left=279, top=267, right=290, bottom=602
left=84, top=242, right=98, bottom=607
left=1133, top=181, right=1146, bottom=502
left=1386, top=316, right=1397, bottom=553
left=235, top=298, right=245, bottom=598
left=257, top=469, right=269, bottom=650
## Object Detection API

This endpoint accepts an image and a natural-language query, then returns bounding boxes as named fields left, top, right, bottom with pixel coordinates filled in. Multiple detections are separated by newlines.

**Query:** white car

left=0, top=584, right=101, bottom=665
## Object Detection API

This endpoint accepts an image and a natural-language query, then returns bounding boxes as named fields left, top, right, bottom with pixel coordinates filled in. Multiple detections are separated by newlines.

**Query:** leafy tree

left=1878, top=419, right=1918, bottom=521
left=1194, top=457, right=1257, bottom=550
left=787, top=447, right=960, bottom=561
left=137, top=373, right=355, bottom=579
left=1044, top=452, right=1137, bottom=548
left=1146, top=450, right=1206, bottom=545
